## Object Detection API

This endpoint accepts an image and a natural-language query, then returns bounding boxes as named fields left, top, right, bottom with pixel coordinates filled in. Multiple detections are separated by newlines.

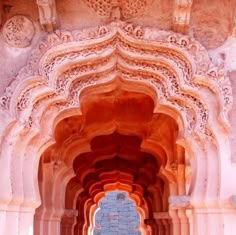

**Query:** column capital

left=64, top=209, right=78, bottom=218
left=169, top=195, right=191, bottom=209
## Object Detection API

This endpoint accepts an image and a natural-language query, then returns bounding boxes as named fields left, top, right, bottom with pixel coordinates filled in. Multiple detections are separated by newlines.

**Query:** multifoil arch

left=0, top=21, right=232, bottom=215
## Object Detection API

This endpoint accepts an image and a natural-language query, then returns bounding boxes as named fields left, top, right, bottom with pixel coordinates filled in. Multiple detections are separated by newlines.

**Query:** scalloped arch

left=0, top=21, right=233, bottom=235
left=0, top=21, right=232, bottom=150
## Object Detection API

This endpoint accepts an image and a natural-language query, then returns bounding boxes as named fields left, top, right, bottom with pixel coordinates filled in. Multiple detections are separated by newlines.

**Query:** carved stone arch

left=1, top=24, right=230, bottom=134
left=0, top=21, right=233, bottom=235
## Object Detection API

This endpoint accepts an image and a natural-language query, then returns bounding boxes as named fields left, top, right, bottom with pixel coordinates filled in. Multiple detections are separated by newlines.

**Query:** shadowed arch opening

left=35, top=85, right=190, bottom=235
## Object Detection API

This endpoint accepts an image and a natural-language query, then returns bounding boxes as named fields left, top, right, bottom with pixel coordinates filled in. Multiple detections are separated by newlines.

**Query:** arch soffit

left=0, top=21, right=232, bottom=150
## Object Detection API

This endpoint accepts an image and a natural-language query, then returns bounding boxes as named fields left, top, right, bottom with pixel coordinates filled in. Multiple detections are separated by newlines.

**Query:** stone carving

left=37, top=0, right=58, bottom=32
left=16, top=81, right=46, bottom=112
left=173, top=0, right=193, bottom=33
left=168, top=195, right=191, bottom=209
left=17, top=89, right=31, bottom=111
left=0, top=21, right=232, bottom=149
left=110, top=6, right=121, bottom=21
left=82, top=0, right=153, bottom=20
left=0, top=87, right=13, bottom=109
left=3, top=15, right=35, bottom=48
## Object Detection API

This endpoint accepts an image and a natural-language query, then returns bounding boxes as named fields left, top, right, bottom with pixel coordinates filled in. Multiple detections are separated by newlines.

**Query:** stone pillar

left=0, top=207, right=35, bottom=235
left=168, top=195, right=236, bottom=235
left=144, top=218, right=158, bottom=235
left=61, top=209, right=78, bottom=235
left=218, top=195, right=236, bottom=235
left=153, top=212, right=170, bottom=235
left=168, top=195, right=191, bottom=235
left=156, top=220, right=165, bottom=235
left=34, top=212, right=62, bottom=235
left=162, top=219, right=171, bottom=235
left=192, top=208, right=224, bottom=235
left=222, top=209, right=236, bottom=235
left=185, top=209, right=193, bottom=235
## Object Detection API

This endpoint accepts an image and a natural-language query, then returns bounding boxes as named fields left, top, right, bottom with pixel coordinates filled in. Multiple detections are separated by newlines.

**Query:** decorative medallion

left=3, top=15, right=35, bottom=48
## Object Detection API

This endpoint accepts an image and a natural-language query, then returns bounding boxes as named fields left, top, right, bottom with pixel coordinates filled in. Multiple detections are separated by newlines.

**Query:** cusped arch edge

left=0, top=21, right=232, bottom=148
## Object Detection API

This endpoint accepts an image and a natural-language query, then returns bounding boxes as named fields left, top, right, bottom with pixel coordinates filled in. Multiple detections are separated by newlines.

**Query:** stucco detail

left=0, top=21, right=232, bottom=146
left=2, top=15, right=35, bottom=48
left=36, top=0, right=58, bottom=32
left=82, top=0, right=153, bottom=20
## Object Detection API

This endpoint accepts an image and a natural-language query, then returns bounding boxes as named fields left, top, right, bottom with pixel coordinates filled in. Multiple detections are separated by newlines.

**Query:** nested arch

left=37, top=84, right=187, bottom=235
left=0, top=20, right=232, bottom=235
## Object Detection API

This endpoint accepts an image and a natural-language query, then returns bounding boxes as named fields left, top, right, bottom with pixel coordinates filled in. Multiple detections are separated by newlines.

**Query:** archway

left=35, top=86, right=177, bottom=235
left=0, top=21, right=232, bottom=235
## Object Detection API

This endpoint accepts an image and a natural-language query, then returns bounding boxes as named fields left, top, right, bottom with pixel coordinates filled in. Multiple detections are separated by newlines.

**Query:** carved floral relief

left=3, top=15, right=35, bottom=48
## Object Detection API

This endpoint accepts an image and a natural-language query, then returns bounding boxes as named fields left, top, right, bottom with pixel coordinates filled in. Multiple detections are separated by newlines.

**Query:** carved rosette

left=3, top=15, right=35, bottom=48
left=0, top=21, right=232, bottom=149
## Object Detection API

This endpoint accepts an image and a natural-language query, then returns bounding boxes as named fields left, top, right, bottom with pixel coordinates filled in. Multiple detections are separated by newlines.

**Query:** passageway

left=34, top=85, right=189, bottom=235
left=0, top=20, right=232, bottom=235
